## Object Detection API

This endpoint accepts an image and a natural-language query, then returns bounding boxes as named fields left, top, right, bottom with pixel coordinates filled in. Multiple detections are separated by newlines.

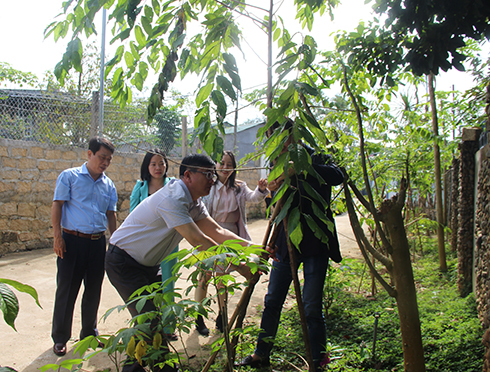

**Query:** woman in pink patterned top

left=195, top=151, right=268, bottom=336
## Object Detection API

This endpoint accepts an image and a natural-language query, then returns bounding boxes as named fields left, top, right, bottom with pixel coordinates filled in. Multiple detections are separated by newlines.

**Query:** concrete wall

left=0, top=139, right=266, bottom=256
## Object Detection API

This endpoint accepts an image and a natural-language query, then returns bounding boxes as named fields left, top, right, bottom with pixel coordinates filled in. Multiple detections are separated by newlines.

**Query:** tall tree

left=371, top=0, right=490, bottom=270
left=0, top=62, right=38, bottom=88
left=338, top=0, right=490, bottom=271
left=40, top=42, right=103, bottom=99
left=428, top=72, right=447, bottom=271
left=152, top=106, right=182, bottom=154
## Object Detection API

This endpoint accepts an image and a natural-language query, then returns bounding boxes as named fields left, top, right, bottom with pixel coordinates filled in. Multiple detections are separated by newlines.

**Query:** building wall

left=0, top=139, right=266, bottom=256
left=224, top=125, right=264, bottom=165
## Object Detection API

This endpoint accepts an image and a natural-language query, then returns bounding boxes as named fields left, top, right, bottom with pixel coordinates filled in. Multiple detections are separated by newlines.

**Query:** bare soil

left=0, top=215, right=360, bottom=372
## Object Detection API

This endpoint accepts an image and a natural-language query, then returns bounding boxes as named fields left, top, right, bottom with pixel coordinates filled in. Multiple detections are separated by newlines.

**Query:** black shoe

left=235, top=355, right=270, bottom=368
left=216, top=312, right=224, bottom=333
left=165, top=333, right=178, bottom=342
left=53, top=343, right=67, bottom=356
left=155, top=362, right=179, bottom=372
left=196, top=315, right=209, bottom=336
left=122, top=359, right=146, bottom=372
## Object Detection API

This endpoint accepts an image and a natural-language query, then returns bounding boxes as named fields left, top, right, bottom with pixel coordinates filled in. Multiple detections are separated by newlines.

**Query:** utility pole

left=98, top=8, right=107, bottom=137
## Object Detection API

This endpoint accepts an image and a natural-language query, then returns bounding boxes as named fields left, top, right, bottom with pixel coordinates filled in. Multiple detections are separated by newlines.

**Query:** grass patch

left=239, top=242, right=484, bottom=371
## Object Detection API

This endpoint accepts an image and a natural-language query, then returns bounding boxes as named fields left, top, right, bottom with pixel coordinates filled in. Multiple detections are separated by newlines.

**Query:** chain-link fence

left=0, top=89, right=183, bottom=156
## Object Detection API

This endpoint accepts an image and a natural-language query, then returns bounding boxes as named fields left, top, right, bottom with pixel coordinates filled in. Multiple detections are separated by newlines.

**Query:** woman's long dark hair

left=221, top=150, right=240, bottom=191
left=140, top=149, right=168, bottom=183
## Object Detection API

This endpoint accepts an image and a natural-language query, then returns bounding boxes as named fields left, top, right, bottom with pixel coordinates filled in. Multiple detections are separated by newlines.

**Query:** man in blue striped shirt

left=51, top=137, right=117, bottom=357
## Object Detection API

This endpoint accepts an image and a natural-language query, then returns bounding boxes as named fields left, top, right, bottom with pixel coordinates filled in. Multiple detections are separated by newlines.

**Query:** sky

left=0, top=0, right=370, bottom=81
left=0, top=0, right=487, bottom=122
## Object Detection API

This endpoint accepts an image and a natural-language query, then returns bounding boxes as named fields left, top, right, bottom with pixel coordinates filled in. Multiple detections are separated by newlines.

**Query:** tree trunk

left=450, top=157, right=460, bottom=252
left=379, top=197, right=426, bottom=372
left=428, top=72, right=447, bottom=272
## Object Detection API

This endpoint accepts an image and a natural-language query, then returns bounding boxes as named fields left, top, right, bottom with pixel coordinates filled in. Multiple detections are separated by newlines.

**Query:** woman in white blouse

left=195, top=151, right=268, bottom=336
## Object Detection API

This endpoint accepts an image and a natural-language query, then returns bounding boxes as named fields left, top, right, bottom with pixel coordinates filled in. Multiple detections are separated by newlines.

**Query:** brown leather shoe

left=53, top=343, right=67, bottom=356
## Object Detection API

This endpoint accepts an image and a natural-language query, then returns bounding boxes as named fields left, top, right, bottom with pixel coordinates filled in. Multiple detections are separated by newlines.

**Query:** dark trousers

left=51, top=232, right=106, bottom=344
left=255, top=251, right=329, bottom=363
left=105, top=244, right=161, bottom=317
left=105, top=244, right=172, bottom=372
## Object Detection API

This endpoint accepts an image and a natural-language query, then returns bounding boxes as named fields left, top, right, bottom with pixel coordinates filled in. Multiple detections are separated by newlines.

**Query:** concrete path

left=0, top=215, right=359, bottom=371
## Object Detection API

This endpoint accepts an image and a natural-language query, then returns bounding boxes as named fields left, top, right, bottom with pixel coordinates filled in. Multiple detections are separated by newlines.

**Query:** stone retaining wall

left=475, top=145, right=490, bottom=372
left=457, top=129, right=481, bottom=297
left=0, top=139, right=265, bottom=256
left=476, top=82, right=490, bottom=371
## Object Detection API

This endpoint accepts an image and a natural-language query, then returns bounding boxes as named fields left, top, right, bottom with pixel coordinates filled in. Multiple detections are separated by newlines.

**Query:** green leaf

left=124, top=51, right=135, bottom=68
left=171, top=33, right=187, bottom=50
left=196, top=83, right=214, bottom=107
left=303, top=181, right=328, bottom=210
left=294, top=81, right=319, bottom=96
left=274, top=190, right=296, bottom=226
left=211, top=90, right=227, bottom=120
left=290, top=145, right=311, bottom=174
left=139, top=61, right=148, bottom=80
left=222, top=53, right=238, bottom=72
left=304, top=214, right=329, bottom=244
left=311, top=201, right=328, bottom=226
left=141, top=16, right=153, bottom=36
left=287, top=207, right=303, bottom=248
left=134, top=73, right=144, bottom=91
left=40, top=364, right=64, bottom=372
left=223, top=65, right=241, bottom=91
left=152, top=0, right=160, bottom=15
left=130, top=41, right=140, bottom=61
left=0, top=366, right=18, bottom=372
left=67, top=38, right=83, bottom=73
left=273, top=27, right=281, bottom=41
left=58, top=358, right=84, bottom=370
left=0, top=278, right=41, bottom=308
left=0, top=282, right=19, bottom=330
left=216, top=75, right=236, bottom=100
left=300, top=111, right=328, bottom=145
left=135, top=25, right=146, bottom=46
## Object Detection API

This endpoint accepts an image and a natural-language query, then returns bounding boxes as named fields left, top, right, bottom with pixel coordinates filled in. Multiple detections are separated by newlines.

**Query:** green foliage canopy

left=372, top=0, right=490, bottom=75
left=336, top=0, right=490, bottom=77
left=0, top=62, right=38, bottom=88
left=151, top=106, right=182, bottom=154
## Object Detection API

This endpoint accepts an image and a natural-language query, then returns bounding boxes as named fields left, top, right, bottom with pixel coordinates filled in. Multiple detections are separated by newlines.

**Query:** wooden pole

left=202, top=197, right=284, bottom=372
left=283, top=215, right=315, bottom=372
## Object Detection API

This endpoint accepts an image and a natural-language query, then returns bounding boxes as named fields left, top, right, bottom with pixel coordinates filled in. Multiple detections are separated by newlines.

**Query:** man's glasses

left=193, top=170, right=218, bottom=182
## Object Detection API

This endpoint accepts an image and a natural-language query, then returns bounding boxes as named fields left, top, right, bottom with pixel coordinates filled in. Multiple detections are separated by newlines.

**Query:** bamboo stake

left=201, top=197, right=285, bottom=372
left=283, top=215, right=315, bottom=372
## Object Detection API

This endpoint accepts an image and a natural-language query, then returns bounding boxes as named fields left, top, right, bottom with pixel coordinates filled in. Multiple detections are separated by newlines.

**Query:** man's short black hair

left=267, top=118, right=293, bottom=138
left=88, top=137, right=115, bottom=154
left=179, top=154, right=215, bottom=177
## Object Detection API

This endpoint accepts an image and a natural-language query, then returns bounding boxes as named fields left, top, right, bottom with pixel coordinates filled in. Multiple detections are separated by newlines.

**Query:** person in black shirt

left=238, top=121, right=344, bottom=371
